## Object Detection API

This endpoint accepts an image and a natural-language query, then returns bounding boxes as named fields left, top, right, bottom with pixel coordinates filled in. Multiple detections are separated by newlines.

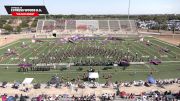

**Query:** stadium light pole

left=43, top=0, right=47, bottom=20
left=128, top=0, right=131, bottom=20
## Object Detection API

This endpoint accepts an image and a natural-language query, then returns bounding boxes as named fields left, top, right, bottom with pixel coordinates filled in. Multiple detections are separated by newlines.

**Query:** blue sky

left=0, top=0, right=180, bottom=15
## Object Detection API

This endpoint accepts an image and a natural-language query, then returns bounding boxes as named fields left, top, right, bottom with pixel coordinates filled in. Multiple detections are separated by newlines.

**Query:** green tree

left=3, top=24, right=13, bottom=32
left=31, top=20, right=38, bottom=27
left=0, top=19, right=6, bottom=28
left=153, top=16, right=167, bottom=32
left=161, top=23, right=168, bottom=30
left=0, top=23, right=3, bottom=28
left=138, top=15, right=151, bottom=21
left=16, top=26, right=22, bottom=33
left=172, top=24, right=176, bottom=34
left=20, top=21, right=29, bottom=28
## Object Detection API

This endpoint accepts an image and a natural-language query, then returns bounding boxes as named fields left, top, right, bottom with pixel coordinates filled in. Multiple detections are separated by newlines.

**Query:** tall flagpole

left=128, top=0, right=131, bottom=20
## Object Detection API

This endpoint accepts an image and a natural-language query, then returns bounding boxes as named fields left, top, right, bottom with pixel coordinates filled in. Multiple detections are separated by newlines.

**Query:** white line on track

left=153, top=37, right=180, bottom=49
left=0, top=40, right=20, bottom=49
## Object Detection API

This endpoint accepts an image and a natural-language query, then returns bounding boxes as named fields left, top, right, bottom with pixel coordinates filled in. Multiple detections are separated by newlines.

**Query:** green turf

left=0, top=63, right=179, bottom=83
left=0, top=37, right=179, bottom=83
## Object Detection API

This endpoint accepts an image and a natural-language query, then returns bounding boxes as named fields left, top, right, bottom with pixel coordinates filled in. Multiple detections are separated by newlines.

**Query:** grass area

left=0, top=36, right=179, bottom=83
left=0, top=63, right=179, bottom=83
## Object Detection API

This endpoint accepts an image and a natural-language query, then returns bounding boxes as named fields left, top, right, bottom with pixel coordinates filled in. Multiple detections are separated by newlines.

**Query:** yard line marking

left=149, top=41, right=178, bottom=60
left=6, top=42, right=38, bottom=64
left=1, top=60, right=180, bottom=66
left=131, top=41, right=159, bottom=60
left=22, top=70, right=158, bottom=75
left=5, top=40, right=47, bottom=64
left=0, top=41, right=32, bottom=63
left=0, top=41, right=21, bottom=57
left=121, top=42, right=138, bottom=58
left=161, top=61, right=180, bottom=63
left=23, top=42, right=49, bottom=61
left=144, top=63, right=158, bottom=72
left=0, top=64, right=18, bottom=65
left=137, top=41, right=170, bottom=61
left=35, top=42, right=59, bottom=64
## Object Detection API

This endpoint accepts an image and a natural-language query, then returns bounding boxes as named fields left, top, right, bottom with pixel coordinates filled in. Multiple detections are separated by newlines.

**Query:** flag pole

left=43, top=0, right=47, bottom=20
left=128, top=0, right=131, bottom=20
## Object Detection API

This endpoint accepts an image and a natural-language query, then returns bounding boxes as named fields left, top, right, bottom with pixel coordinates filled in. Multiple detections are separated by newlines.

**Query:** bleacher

left=36, top=20, right=43, bottom=31
left=55, top=20, right=65, bottom=31
left=109, top=20, right=120, bottom=31
left=98, top=20, right=109, bottom=31
left=86, top=20, right=99, bottom=31
left=120, top=20, right=131, bottom=32
left=66, top=20, right=76, bottom=30
left=76, top=20, right=99, bottom=31
left=76, top=20, right=88, bottom=31
left=129, top=20, right=137, bottom=32
left=36, top=19, right=137, bottom=35
left=43, top=20, right=55, bottom=31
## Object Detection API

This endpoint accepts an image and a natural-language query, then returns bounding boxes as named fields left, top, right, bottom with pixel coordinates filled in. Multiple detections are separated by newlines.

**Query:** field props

left=4, top=48, right=17, bottom=56
left=21, top=42, right=29, bottom=48
left=56, top=35, right=82, bottom=44
left=35, top=39, right=44, bottom=43
left=101, top=39, right=108, bottom=45
left=118, top=59, right=130, bottom=66
left=149, top=59, right=161, bottom=65
left=159, top=47, right=170, bottom=53
left=139, top=36, right=152, bottom=46
left=145, top=40, right=152, bottom=46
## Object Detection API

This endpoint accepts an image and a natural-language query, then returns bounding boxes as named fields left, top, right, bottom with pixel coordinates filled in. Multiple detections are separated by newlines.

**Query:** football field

left=0, top=36, right=180, bottom=83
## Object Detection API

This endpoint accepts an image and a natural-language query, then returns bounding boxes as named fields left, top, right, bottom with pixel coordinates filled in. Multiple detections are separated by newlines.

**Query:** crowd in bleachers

left=31, top=94, right=96, bottom=101
left=0, top=78, right=179, bottom=101
left=119, top=78, right=180, bottom=87
left=1, top=90, right=179, bottom=101
left=115, top=90, right=180, bottom=101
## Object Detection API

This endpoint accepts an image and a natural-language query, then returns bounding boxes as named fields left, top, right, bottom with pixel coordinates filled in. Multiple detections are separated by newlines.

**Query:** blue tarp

left=147, top=75, right=156, bottom=84
left=7, top=96, right=15, bottom=101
